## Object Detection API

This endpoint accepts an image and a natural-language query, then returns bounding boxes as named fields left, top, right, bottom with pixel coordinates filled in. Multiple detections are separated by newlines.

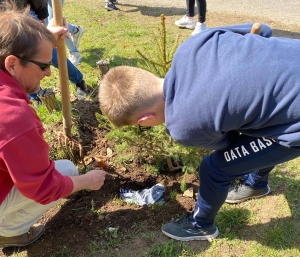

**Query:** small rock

left=106, top=147, right=113, bottom=157
left=98, top=215, right=105, bottom=221
left=83, top=157, right=93, bottom=165
left=183, top=187, right=194, bottom=198
left=105, top=214, right=111, bottom=220
left=84, top=213, right=94, bottom=221
left=119, top=167, right=127, bottom=173
left=108, top=227, right=116, bottom=232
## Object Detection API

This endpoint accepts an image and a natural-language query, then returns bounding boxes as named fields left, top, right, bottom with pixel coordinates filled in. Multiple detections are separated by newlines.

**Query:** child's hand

left=47, top=17, right=71, bottom=39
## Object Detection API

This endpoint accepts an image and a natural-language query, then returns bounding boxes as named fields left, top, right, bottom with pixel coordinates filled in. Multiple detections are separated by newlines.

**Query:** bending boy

left=99, top=23, right=300, bottom=241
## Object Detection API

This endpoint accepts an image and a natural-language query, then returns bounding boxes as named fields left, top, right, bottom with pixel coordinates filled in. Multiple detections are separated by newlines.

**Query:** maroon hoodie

left=0, top=70, right=73, bottom=205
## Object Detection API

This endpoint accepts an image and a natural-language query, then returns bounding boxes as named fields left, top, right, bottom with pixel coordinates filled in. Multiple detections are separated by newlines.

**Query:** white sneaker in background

left=72, top=26, right=84, bottom=48
left=68, top=52, right=82, bottom=66
left=105, top=2, right=119, bottom=10
left=174, top=15, right=195, bottom=30
left=191, top=22, right=206, bottom=36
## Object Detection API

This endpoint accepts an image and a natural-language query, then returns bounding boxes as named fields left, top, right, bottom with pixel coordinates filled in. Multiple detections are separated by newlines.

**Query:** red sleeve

left=2, top=128, right=73, bottom=205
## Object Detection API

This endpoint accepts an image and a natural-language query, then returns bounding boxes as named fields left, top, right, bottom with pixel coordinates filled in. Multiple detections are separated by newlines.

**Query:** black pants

left=186, top=0, right=207, bottom=23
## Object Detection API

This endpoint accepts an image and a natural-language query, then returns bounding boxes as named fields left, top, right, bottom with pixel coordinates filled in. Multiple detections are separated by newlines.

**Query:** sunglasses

left=15, top=55, right=52, bottom=71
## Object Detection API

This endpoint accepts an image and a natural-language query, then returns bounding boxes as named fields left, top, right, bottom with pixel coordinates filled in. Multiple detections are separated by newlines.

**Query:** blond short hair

left=0, top=1, right=57, bottom=71
left=99, top=66, right=160, bottom=127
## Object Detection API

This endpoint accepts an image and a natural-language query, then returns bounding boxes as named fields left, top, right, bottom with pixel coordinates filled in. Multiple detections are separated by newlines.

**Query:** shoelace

left=175, top=213, right=190, bottom=224
left=233, top=182, right=247, bottom=192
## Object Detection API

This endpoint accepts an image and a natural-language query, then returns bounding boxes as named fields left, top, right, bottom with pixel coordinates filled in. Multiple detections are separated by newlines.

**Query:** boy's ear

left=137, top=114, right=156, bottom=124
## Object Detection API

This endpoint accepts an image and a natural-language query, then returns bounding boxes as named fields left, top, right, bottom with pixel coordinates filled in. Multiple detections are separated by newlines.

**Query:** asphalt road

left=122, top=0, right=300, bottom=26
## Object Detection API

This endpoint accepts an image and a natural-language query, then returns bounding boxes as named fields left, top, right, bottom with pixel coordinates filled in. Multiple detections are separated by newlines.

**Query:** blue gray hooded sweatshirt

left=164, top=23, right=300, bottom=151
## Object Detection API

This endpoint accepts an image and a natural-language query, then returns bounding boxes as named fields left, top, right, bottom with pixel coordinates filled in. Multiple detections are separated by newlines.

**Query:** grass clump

left=142, top=240, right=195, bottom=257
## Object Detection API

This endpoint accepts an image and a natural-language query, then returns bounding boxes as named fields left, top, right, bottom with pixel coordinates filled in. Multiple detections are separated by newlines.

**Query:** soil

left=2, top=4, right=300, bottom=257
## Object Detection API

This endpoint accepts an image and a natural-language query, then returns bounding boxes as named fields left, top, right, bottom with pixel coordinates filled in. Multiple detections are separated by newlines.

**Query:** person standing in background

left=175, top=0, right=207, bottom=36
left=25, top=0, right=89, bottom=103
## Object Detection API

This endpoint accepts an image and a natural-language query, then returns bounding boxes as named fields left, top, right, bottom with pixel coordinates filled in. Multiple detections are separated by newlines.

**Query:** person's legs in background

left=65, top=23, right=84, bottom=66
left=162, top=134, right=300, bottom=241
left=175, top=0, right=196, bottom=30
left=191, top=0, right=207, bottom=36
left=105, top=0, right=119, bottom=11
left=47, top=0, right=84, bottom=66
left=51, top=48, right=89, bottom=98
left=27, top=4, right=88, bottom=105
left=28, top=89, right=42, bottom=105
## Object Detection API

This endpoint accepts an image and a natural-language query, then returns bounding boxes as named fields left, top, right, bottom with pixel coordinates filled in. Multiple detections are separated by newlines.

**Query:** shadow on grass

left=269, top=29, right=300, bottom=39
left=216, top=208, right=300, bottom=250
left=118, top=3, right=186, bottom=17
left=79, top=28, right=300, bottom=71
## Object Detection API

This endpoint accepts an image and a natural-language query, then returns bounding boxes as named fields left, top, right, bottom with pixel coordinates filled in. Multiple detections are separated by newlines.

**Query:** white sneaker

left=68, top=52, right=82, bottom=66
left=191, top=22, right=206, bottom=36
left=105, top=3, right=119, bottom=10
left=174, top=15, right=195, bottom=30
left=72, top=26, right=84, bottom=48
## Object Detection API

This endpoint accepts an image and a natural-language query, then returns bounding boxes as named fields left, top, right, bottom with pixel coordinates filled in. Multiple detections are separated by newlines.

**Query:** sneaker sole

left=105, top=7, right=119, bottom=11
left=225, top=186, right=271, bottom=204
left=0, top=226, right=45, bottom=248
left=174, top=22, right=195, bottom=30
left=161, top=228, right=219, bottom=242
left=0, top=235, right=41, bottom=248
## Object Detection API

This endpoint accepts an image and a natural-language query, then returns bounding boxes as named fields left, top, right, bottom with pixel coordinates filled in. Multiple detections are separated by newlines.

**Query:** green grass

left=142, top=240, right=195, bottom=257
left=7, top=0, right=300, bottom=256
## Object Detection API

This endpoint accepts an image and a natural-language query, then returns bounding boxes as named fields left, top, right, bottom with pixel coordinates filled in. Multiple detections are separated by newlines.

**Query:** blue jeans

left=193, top=133, right=300, bottom=227
left=46, top=0, right=79, bottom=53
left=28, top=6, right=83, bottom=100
left=28, top=48, right=83, bottom=99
